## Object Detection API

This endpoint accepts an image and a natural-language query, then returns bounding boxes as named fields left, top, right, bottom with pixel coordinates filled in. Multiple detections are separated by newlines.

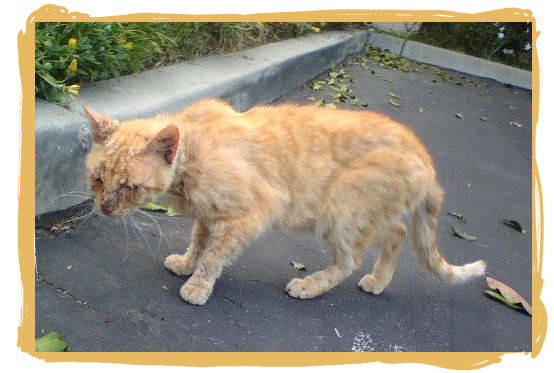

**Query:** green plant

left=35, top=22, right=366, bottom=104
left=35, top=22, right=174, bottom=104
left=409, top=22, right=531, bottom=70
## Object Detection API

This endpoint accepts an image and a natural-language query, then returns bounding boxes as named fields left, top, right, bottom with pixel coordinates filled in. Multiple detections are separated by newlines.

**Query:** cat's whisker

left=121, top=215, right=131, bottom=262
left=58, top=190, right=92, bottom=197
left=74, top=209, right=99, bottom=231
left=137, top=209, right=164, bottom=251
left=62, top=208, right=96, bottom=224
left=129, top=214, right=154, bottom=258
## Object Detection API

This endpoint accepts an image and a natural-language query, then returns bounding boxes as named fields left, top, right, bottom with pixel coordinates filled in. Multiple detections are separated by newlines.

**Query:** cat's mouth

left=99, top=185, right=140, bottom=215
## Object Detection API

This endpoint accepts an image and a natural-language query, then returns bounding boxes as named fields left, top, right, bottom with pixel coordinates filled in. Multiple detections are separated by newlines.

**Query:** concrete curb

left=367, top=31, right=532, bottom=90
left=35, top=30, right=368, bottom=216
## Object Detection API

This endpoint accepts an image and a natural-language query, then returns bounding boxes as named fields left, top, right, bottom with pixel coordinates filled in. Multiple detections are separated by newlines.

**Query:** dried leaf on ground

left=35, top=331, right=68, bottom=352
left=455, top=113, right=464, bottom=119
left=290, top=261, right=306, bottom=271
left=389, top=98, right=401, bottom=107
left=501, top=219, right=526, bottom=234
left=388, top=92, right=402, bottom=99
left=452, top=226, right=476, bottom=241
left=486, top=276, right=532, bottom=315
left=448, top=211, right=468, bottom=223
left=51, top=224, right=70, bottom=232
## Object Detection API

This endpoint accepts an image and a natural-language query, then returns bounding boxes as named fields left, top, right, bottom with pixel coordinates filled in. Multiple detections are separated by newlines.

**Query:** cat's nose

left=100, top=200, right=117, bottom=215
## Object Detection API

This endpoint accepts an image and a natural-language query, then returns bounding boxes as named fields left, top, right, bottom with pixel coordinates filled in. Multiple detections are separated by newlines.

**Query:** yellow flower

left=311, top=27, right=321, bottom=33
left=66, top=84, right=80, bottom=96
left=69, top=58, right=77, bottom=72
left=68, top=38, right=77, bottom=48
left=123, top=42, right=133, bottom=50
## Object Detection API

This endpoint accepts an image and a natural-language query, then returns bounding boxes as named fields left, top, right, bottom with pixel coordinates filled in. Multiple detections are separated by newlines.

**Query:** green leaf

left=501, top=219, right=526, bottom=234
left=141, top=202, right=168, bottom=212
left=485, top=290, right=524, bottom=311
left=290, top=261, right=306, bottom=271
left=448, top=211, right=468, bottom=223
left=35, top=331, right=68, bottom=352
left=167, top=206, right=181, bottom=217
left=312, top=82, right=323, bottom=90
left=452, top=226, right=476, bottom=240
left=389, top=98, right=401, bottom=107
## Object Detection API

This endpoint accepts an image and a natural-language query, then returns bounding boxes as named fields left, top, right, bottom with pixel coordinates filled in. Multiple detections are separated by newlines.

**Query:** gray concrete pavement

left=35, top=49, right=532, bottom=352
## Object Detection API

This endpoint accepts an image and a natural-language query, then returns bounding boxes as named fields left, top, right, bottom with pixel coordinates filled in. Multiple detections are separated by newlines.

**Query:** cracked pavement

left=35, top=51, right=532, bottom=352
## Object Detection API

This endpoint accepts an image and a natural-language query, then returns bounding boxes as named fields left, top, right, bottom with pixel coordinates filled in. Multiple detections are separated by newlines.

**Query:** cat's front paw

left=180, top=277, right=213, bottom=305
left=358, top=274, right=385, bottom=295
left=164, top=254, right=194, bottom=276
left=285, top=277, right=322, bottom=299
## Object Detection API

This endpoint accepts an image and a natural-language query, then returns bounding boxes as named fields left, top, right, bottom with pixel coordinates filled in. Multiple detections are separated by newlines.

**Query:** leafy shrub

left=409, top=22, right=531, bottom=70
left=35, top=22, right=365, bottom=104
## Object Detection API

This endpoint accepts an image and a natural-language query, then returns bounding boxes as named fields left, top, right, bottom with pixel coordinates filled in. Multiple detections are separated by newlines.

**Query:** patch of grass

left=408, top=22, right=531, bottom=71
left=35, top=22, right=366, bottom=105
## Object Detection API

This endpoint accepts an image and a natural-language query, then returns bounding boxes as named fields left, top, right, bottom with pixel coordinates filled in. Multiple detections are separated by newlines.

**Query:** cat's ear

left=148, top=125, right=180, bottom=165
left=83, top=105, right=117, bottom=144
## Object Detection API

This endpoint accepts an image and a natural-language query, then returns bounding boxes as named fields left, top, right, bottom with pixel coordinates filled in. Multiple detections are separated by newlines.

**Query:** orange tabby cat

left=84, top=99, right=485, bottom=305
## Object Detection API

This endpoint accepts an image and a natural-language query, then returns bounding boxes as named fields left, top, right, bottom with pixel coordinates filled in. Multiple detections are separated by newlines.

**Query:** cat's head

left=84, top=106, right=180, bottom=216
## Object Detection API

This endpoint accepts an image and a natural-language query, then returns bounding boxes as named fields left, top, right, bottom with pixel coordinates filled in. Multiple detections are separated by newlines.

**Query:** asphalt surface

left=35, top=52, right=532, bottom=352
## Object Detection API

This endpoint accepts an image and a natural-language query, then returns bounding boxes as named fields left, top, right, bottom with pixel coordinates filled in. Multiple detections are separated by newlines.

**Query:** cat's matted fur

left=84, top=99, right=485, bottom=305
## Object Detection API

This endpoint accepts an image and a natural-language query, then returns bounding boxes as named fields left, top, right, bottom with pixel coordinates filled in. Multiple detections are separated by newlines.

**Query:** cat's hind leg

left=286, top=224, right=368, bottom=299
left=358, top=221, right=406, bottom=295
left=164, top=220, right=209, bottom=276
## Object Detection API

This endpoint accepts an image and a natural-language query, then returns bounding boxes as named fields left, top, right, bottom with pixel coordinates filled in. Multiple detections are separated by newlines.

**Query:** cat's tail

left=411, top=184, right=486, bottom=284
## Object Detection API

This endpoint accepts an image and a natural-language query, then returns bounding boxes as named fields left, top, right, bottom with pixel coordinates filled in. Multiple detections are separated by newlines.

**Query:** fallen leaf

left=501, top=219, right=526, bottom=234
left=486, top=276, right=532, bottom=315
left=480, top=116, right=488, bottom=121
left=510, top=121, right=522, bottom=128
left=290, top=261, right=306, bottom=271
left=455, top=113, right=464, bottom=119
left=389, top=98, right=401, bottom=107
left=51, top=224, right=70, bottom=232
left=312, top=82, right=324, bottom=90
left=418, top=107, right=425, bottom=113
left=452, top=226, right=476, bottom=241
left=388, top=92, right=402, bottom=99
left=141, top=202, right=168, bottom=212
left=167, top=207, right=181, bottom=217
left=448, top=211, right=468, bottom=223
left=162, top=285, right=169, bottom=291
left=67, top=265, right=73, bottom=271
left=35, top=331, right=68, bottom=352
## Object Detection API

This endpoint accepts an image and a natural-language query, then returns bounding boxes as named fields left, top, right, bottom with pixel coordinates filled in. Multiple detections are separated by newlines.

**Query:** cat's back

left=243, top=103, right=433, bottom=168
